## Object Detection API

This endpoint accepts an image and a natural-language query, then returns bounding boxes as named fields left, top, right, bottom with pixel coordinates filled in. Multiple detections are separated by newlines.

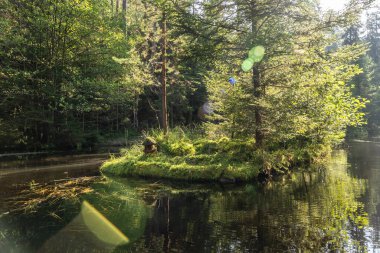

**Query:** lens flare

left=242, top=46, right=265, bottom=71
left=241, top=58, right=254, bottom=72
left=81, top=201, right=129, bottom=246
left=248, top=46, right=265, bottom=62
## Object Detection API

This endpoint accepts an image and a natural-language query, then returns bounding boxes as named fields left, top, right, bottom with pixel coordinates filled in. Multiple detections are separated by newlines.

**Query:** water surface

left=0, top=142, right=379, bottom=252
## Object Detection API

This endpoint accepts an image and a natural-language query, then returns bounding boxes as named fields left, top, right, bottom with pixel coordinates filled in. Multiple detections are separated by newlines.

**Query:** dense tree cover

left=0, top=0, right=222, bottom=151
left=205, top=0, right=371, bottom=148
left=345, top=6, right=380, bottom=138
left=0, top=0, right=375, bottom=152
left=0, top=0, right=133, bottom=150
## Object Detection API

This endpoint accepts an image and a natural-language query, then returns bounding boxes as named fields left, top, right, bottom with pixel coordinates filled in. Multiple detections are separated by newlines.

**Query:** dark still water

left=0, top=141, right=379, bottom=252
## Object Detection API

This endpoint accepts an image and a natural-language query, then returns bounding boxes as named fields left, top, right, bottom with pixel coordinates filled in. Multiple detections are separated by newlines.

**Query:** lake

left=0, top=141, right=379, bottom=252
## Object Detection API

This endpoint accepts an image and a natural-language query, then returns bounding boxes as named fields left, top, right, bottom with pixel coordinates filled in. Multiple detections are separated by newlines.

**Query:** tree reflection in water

left=0, top=149, right=370, bottom=252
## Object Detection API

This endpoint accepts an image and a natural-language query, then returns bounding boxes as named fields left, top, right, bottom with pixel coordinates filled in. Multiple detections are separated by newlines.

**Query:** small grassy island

left=1, top=0, right=372, bottom=183
left=101, top=128, right=330, bottom=182
left=99, top=16, right=367, bottom=183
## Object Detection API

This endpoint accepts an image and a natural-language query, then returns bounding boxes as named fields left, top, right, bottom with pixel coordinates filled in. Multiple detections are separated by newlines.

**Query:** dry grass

left=5, top=177, right=100, bottom=214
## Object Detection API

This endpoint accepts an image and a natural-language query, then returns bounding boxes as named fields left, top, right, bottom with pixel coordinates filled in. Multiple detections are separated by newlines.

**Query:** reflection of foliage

left=84, top=178, right=151, bottom=243
left=346, top=141, right=380, bottom=247
left=0, top=176, right=152, bottom=252
left=104, top=151, right=369, bottom=252
left=0, top=151, right=370, bottom=252
left=0, top=178, right=96, bottom=252
left=206, top=150, right=368, bottom=252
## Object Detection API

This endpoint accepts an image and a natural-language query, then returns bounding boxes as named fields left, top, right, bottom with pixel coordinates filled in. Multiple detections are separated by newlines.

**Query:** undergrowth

left=101, top=127, right=330, bottom=182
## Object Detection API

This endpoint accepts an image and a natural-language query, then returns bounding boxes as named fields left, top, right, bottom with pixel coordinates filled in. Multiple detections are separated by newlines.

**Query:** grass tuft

left=101, top=127, right=329, bottom=182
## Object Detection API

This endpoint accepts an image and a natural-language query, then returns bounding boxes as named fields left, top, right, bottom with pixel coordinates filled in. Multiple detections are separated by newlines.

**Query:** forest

left=4, top=1, right=380, bottom=252
left=0, top=0, right=379, bottom=154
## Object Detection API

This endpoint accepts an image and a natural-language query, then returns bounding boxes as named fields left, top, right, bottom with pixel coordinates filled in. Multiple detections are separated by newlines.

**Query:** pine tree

left=204, top=0, right=368, bottom=147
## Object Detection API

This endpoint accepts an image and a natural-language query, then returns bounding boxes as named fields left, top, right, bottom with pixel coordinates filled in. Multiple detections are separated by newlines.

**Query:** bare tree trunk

left=252, top=14, right=264, bottom=147
left=253, top=65, right=264, bottom=147
left=96, top=112, right=99, bottom=135
left=133, top=90, right=139, bottom=128
left=161, top=10, right=168, bottom=134
left=82, top=113, right=85, bottom=132
left=116, top=104, right=119, bottom=132
left=116, top=86, right=119, bottom=132
left=116, top=0, right=119, bottom=13
left=122, top=0, right=127, bottom=36
left=170, top=101, right=174, bottom=128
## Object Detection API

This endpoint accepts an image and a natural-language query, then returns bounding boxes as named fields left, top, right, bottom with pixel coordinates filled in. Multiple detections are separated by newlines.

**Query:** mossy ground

left=100, top=128, right=330, bottom=182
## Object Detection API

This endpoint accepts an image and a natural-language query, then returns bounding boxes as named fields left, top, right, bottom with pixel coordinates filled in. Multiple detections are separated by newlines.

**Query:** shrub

left=194, top=140, right=218, bottom=154
left=168, top=141, right=196, bottom=156
left=101, top=129, right=331, bottom=182
left=217, top=138, right=255, bottom=161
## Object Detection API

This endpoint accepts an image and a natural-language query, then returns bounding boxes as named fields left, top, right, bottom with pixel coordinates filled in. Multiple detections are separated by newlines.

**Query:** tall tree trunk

left=161, top=10, right=168, bottom=134
left=252, top=13, right=264, bottom=147
left=253, top=66, right=264, bottom=147
left=122, top=0, right=127, bottom=36
left=133, top=90, right=139, bottom=128
left=116, top=85, right=120, bottom=132
left=96, top=112, right=99, bottom=135
left=170, top=102, right=174, bottom=128
left=82, top=113, right=85, bottom=132
left=116, top=104, right=119, bottom=132
left=116, top=0, right=119, bottom=13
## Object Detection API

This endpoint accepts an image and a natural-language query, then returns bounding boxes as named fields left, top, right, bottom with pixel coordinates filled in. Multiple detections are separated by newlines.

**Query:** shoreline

left=100, top=131, right=329, bottom=183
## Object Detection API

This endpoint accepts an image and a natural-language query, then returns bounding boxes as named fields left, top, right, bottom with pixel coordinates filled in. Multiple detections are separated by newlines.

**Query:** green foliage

left=101, top=127, right=327, bottom=182
left=0, top=0, right=213, bottom=151
left=0, top=0, right=375, bottom=155
left=0, top=0, right=136, bottom=151
left=194, top=140, right=219, bottom=154
left=344, top=9, right=380, bottom=138
left=168, top=141, right=196, bottom=156
left=203, top=0, right=368, bottom=148
left=101, top=128, right=259, bottom=181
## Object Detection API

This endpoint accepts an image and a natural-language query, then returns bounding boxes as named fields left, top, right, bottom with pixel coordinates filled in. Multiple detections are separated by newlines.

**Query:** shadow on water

left=0, top=143, right=378, bottom=252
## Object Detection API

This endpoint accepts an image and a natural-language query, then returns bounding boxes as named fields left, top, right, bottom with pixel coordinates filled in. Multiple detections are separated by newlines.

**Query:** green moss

left=101, top=155, right=229, bottom=181
left=168, top=141, right=195, bottom=156
left=101, top=128, right=329, bottom=182
left=194, top=140, right=219, bottom=154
